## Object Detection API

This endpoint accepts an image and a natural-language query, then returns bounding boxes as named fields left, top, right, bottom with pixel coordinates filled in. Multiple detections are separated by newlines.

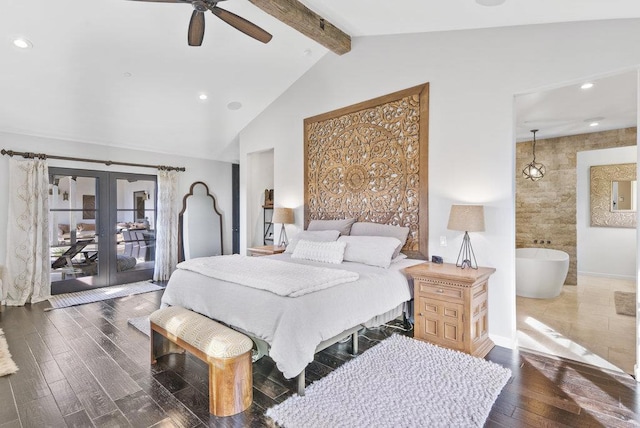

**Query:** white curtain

left=2, top=158, right=51, bottom=306
left=153, top=170, right=179, bottom=281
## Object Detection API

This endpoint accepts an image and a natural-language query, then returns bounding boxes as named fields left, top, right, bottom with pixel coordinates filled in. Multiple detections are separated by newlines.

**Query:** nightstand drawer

left=416, top=281, right=464, bottom=302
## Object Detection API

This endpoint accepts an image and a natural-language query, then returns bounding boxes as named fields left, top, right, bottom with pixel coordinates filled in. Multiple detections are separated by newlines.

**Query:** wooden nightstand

left=247, top=245, right=286, bottom=257
left=405, top=262, right=496, bottom=358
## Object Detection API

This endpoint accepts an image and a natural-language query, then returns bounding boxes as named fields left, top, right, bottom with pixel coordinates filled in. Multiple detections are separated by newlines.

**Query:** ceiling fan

left=128, top=0, right=273, bottom=46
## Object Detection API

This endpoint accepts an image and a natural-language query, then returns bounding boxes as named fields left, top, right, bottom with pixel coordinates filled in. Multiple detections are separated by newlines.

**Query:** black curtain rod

left=1, top=149, right=185, bottom=172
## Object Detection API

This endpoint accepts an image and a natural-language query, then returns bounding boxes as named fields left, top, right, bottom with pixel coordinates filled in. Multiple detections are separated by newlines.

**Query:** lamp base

left=277, top=224, right=288, bottom=247
left=456, top=231, right=478, bottom=269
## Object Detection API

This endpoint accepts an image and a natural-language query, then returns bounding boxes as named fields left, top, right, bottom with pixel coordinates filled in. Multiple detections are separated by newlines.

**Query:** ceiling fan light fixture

left=522, top=129, right=546, bottom=181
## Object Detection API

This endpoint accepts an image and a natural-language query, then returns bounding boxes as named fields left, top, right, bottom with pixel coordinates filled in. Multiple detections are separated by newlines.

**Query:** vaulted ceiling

left=2, top=0, right=640, bottom=162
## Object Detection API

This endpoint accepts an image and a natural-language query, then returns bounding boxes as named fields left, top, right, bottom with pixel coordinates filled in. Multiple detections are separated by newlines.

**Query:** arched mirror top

left=179, top=181, right=223, bottom=262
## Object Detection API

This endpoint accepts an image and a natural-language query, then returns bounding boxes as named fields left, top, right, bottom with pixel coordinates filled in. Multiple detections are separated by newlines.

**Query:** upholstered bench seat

left=149, top=305, right=253, bottom=416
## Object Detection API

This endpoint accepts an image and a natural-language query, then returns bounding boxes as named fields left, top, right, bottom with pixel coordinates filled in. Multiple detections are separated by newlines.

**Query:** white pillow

left=338, top=236, right=402, bottom=268
left=391, top=253, right=408, bottom=263
left=291, top=240, right=346, bottom=264
left=350, top=222, right=410, bottom=258
left=285, top=230, right=341, bottom=253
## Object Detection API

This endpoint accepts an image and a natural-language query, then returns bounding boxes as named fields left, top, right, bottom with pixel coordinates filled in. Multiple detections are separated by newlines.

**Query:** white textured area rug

left=267, top=334, right=511, bottom=428
left=128, top=316, right=150, bottom=336
left=46, top=281, right=163, bottom=310
left=0, top=328, right=19, bottom=377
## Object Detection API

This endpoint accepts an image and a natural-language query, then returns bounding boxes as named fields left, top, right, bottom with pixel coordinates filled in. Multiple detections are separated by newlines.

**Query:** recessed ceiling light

left=589, top=122, right=599, bottom=127
left=227, top=101, right=242, bottom=111
left=581, top=82, right=594, bottom=89
left=12, top=38, right=32, bottom=49
left=302, top=49, right=312, bottom=57
left=123, top=72, right=132, bottom=78
left=199, top=94, right=208, bottom=101
left=475, top=0, right=506, bottom=6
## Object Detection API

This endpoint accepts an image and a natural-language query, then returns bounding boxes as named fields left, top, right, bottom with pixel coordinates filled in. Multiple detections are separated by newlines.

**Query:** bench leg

left=150, top=326, right=184, bottom=364
left=208, top=351, right=253, bottom=417
left=297, top=370, right=305, bottom=396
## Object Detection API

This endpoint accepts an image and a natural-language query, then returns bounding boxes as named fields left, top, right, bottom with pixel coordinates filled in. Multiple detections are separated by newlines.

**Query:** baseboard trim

left=577, top=271, right=636, bottom=281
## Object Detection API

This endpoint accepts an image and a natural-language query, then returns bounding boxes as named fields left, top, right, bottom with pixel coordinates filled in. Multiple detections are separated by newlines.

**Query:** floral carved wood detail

left=304, top=84, right=429, bottom=259
left=590, top=163, right=637, bottom=228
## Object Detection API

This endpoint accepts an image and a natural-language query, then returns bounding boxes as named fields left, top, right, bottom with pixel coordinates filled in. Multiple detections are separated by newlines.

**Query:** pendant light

left=522, top=129, right=545, bottom=181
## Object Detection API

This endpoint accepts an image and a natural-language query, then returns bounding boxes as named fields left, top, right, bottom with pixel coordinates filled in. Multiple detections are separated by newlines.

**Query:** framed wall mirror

left=178, top=181, right=223, bottom=262
left=591, top=163, right=637, bottom=228
left=611, top=180, right=637, bottom=211
left=133, top=190, right=147, bottom=220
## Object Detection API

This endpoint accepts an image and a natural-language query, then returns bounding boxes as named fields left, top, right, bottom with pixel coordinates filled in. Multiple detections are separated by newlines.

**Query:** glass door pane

left=49, top=174, right=101, bottom=290
left=113, top=177, right=156, bottom=283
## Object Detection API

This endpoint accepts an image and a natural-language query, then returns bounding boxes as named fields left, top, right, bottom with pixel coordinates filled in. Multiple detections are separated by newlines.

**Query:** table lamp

left=272, top=207, right=294, bottom=247
left=447, top=205, right=485, bottom=269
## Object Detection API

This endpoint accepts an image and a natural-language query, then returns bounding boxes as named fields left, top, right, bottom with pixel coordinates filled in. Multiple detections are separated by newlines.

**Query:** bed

left=161, top=252, right=424, bottom=386
left=163, top=84, right=429, bottom=393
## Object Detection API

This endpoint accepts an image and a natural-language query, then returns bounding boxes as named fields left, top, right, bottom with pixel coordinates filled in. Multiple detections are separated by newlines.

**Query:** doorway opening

left=514, top=70, right=638, bottom=375
left=49, top=167, right=157, bottom=294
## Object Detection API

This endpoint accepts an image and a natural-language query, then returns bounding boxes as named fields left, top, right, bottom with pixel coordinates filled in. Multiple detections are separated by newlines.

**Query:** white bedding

left=161, top=254, right=424, bottom=379
left=176, top=255, right=359, bottom=297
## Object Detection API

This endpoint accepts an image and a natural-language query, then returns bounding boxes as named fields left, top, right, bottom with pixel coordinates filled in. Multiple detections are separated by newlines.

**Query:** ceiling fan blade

left=209, top=6, right=272, bottom=44
left=188, top=10, right=205, bottom=46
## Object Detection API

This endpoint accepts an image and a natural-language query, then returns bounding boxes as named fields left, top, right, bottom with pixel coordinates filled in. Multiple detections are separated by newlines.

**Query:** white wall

left=239, top=19, right=640, bottom=348
left=0, top=131, right=235, bottom=259
left=577, top=146, right=637, bottom=279
left=246, top=149, right=274, bottom=248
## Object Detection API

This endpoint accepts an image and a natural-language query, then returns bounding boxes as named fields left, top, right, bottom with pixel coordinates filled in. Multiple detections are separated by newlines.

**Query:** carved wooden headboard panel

left=304, top=83, right=429, bottom=259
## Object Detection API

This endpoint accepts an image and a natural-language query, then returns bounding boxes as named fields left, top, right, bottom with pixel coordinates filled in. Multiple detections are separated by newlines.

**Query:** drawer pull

left=418, top=313, right=423, bottom=317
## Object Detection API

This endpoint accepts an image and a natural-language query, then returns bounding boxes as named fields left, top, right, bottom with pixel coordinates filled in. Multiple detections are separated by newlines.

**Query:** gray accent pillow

left=307, top=218, right=357, bottom=236
left=285, top=230, right=341, bottom=254
left=350, top=222, right=410, bottom=258
left=338, top=236, right=402, bottom=269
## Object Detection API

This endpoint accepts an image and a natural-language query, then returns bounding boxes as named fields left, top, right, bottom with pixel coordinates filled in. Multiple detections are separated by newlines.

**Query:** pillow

left=285, top=230, right=341, bottom=254
left=350, top=222, right=410, bottom=258
left=291, top=240, right=346, bottom=264
left=307, top=218, right=357, bottom=236
left=391, top=253, right=408, bottom=264
left=338, top=236, right=402, bottom=268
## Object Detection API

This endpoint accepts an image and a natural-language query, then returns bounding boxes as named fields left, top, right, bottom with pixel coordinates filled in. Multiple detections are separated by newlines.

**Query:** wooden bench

left=149, top=306, right=253, bottom=417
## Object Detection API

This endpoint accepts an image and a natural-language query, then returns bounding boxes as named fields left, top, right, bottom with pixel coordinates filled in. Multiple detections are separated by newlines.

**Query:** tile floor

left=517, top=274, right=637, bottom=374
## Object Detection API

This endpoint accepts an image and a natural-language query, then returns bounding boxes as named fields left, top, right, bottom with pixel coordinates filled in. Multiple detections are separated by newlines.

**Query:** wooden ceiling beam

left=247, top=0, right=351, bottom=55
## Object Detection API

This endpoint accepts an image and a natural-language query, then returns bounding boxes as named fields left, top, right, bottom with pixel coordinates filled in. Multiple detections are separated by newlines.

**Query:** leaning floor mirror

left=178, top=181, right=223, bottom=261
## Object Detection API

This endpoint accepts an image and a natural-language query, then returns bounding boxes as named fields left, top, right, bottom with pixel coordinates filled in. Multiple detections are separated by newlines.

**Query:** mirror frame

left=178, top=181, right=223, bottom=262
left=590, top=163, right=637, bottom=228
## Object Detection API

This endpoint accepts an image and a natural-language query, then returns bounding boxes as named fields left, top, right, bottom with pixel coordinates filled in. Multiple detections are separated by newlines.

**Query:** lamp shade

left=447, top=205, right=485, bottom=232
left=272, top=207, right=294, bottom=224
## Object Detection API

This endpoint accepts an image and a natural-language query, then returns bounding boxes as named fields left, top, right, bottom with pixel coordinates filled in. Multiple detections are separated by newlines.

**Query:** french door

left=49, top=168, right=157, bottom=294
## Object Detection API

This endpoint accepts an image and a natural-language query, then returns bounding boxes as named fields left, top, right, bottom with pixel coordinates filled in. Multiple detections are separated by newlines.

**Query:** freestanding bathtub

left=516, top=248, right=570, bottom=298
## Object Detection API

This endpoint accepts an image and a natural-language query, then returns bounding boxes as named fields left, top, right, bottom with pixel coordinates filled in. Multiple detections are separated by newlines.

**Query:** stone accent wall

left=516, top=128, right=637, bottom=285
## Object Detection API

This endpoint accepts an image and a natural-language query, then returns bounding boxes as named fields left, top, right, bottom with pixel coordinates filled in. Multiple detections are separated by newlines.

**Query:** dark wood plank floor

left=0, top=290, right=638, bottom=427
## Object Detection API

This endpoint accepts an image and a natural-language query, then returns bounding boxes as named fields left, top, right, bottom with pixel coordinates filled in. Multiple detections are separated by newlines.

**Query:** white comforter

left=176, top=255, right=359, bottom=297
left=161, top=254, right=423, bottom=379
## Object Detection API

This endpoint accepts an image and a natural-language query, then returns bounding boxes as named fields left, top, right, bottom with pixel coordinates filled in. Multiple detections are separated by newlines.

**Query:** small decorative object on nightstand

left=405, top=262, right=496, bottom=358
left=247, top=245, right=286, bottom=257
